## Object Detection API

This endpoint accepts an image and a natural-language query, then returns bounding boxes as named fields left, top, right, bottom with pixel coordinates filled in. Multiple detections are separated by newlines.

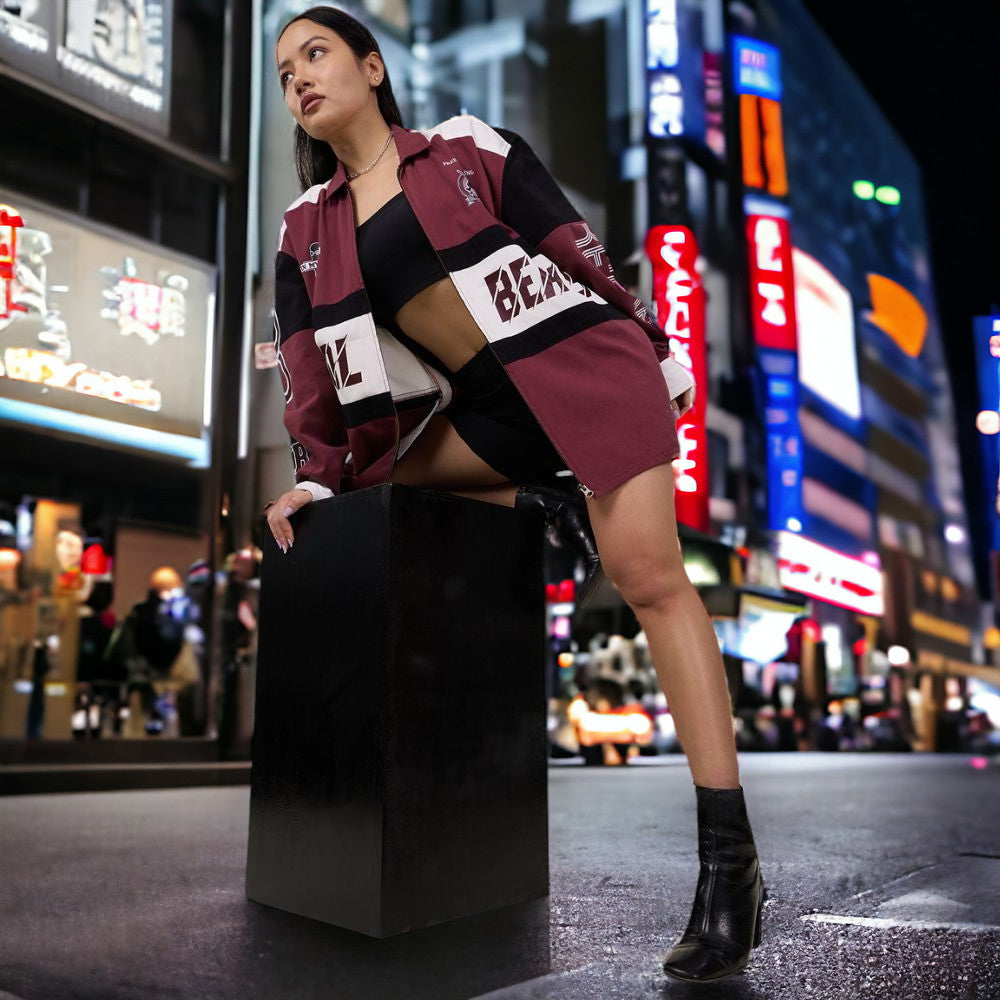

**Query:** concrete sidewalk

left=2, top=754, right=999, bottom=1000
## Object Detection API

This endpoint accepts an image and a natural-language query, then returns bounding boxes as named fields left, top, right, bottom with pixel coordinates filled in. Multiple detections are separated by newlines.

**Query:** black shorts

left=445, top=347, right=568, bottom=486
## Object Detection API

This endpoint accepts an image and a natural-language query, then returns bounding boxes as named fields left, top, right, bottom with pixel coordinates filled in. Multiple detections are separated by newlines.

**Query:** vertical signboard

left=746, top=213, right=797, bottom=350
left=646, top=0, right=716, bottom=144
left=759, top=350, right=803, bottom=533
left=733, top=29, right=802, bottom=533
left=647, top=0, right=685, bottom=138
left=732, top=36, right=787, bottom=197
left=973, top=315, right=1000, bottom=552
left=646, top=224, right=710, bottom=532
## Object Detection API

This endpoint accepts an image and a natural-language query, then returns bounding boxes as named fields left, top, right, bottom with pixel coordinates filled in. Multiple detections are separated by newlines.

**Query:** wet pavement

left=2, top=753, right=998, bottom=1000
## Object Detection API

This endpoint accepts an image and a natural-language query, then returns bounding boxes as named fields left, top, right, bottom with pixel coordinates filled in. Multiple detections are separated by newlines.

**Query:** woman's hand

left=265, top=488, right=314, bottom=553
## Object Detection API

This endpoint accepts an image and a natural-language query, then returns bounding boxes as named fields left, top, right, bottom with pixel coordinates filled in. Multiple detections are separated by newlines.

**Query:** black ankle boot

left=514, top=484, right=604, bottom=609
left=662, top=786, right=764, bottom=983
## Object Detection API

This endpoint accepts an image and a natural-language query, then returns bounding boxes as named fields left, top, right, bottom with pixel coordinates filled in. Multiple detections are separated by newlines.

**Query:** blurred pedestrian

left=217, top=548, right=260, bottom=756
left=264, top=6, right=763, bottom=983
left=112, top=567, right=186, bottom=736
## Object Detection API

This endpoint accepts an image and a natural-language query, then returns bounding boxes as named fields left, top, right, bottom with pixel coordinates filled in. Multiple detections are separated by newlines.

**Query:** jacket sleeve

left=274, top=246, right=348, bottom=496
left=493, top=128, right=673, bottom=363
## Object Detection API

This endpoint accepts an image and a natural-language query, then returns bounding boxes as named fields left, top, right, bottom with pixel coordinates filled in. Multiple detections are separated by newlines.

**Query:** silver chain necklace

left=345, top=131, right=393, bottom=181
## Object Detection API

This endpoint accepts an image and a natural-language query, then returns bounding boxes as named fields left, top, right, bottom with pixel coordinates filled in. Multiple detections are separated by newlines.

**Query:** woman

left=267, top=6, right=763, bottom=983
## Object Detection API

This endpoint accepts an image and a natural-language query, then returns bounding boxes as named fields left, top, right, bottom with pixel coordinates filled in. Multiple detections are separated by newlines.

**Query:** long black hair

left=279, top=6, right=405, bottom=191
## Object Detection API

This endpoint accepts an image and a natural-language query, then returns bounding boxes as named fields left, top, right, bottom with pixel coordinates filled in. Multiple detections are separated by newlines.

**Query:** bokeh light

left=975, top=410, right=1000, bottom=435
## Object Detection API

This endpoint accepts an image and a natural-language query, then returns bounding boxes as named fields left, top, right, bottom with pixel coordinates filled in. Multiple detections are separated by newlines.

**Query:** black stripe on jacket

left=495, top=128, right=582, bottom=248
left=438, top=225, right=536, bottom=272
left=491, top=301, right=630, bottom=364
left=274, top=251, right=312, bottom=345
left=312, top=289, right=372, bottom=331
left=342, top=392, right=395, bottom=428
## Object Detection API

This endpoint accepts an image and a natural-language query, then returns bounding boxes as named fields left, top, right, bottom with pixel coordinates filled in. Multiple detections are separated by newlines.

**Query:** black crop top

left=356, top=191, right=449, bottom=330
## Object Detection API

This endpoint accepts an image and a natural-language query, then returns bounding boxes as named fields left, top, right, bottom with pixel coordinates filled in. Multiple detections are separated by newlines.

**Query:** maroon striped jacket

left=274, top=116, right=687, bottom=500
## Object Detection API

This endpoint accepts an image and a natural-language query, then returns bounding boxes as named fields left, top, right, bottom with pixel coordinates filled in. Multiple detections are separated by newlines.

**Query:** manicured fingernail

left=287, top=538, right=294, bottom=549
left=279, top=542, right=287, bottom=554
left=282, top=506, right=294, bottom=517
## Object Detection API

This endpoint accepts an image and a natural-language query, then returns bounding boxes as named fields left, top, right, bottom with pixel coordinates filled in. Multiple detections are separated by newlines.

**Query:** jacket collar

left=327, top=124, right=431, bottom=196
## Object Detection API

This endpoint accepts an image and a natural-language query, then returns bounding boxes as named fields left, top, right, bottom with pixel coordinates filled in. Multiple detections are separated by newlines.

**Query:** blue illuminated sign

left=759, top=349, right=803, bottom=532
left=973, top=315, right=1000, bottom=550
left=732, top=36, right=782, bottom=100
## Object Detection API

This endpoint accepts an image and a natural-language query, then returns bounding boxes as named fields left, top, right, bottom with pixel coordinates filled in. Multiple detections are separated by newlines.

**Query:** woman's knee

left=601, top=547, right=691, bottom=612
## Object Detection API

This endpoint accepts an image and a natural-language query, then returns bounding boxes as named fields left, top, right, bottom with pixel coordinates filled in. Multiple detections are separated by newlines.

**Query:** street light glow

left=944, top=524, right=966, bottom=544
left=975, top=409, right=1000, bottom=435
left=887, top=645, right=910, bottom=666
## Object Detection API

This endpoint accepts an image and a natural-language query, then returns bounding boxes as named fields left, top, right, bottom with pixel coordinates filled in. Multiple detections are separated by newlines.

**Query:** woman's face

left=276, top=20, right=381, bottom=140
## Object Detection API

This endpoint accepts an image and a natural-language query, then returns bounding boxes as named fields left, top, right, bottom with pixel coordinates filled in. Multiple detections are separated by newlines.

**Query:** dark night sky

left=800, top=0, right=1000, bottom=592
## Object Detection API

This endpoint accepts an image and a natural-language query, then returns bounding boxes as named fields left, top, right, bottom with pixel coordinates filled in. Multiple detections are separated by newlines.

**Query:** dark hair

left=279, top=6, right=405, bottom=191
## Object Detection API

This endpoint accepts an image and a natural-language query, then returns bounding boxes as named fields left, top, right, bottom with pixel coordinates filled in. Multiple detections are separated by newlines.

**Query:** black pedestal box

left=245, top=484, right=549, bottom=937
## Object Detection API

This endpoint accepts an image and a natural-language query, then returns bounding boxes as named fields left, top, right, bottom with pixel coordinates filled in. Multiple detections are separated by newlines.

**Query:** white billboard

left=792, top=248, right=862, bottom=420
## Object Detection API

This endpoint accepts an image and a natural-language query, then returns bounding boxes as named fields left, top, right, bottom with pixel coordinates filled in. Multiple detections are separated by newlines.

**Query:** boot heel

left=752, top=887, right=765, bottom=948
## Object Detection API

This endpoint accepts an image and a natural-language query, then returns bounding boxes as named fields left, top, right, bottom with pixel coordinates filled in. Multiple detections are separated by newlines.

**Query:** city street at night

left=2, top=753, right=998, bottom=1000
left=3, top=3, right=1000, bottom=1000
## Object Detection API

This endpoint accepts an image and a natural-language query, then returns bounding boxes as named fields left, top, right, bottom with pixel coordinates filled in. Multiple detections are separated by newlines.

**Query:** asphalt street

left=1, top=753, right=998, bottom=1000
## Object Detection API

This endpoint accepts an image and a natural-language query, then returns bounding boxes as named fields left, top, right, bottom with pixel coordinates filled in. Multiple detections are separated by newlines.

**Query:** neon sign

left=776, top=530, right=884, bottom=616
left=747, top=214, right=797, bottom=351
left=974, top=315, right=1000, bottom=551
left=0, top=204, right=25, bottom=322
left=740, top=95, right=788, bottom=196
left=732, top=36, right=782, bottom=99
left=734, top=37, right=787, bottom=196
left=760, top=349, right=803, bottom=532
left=645, top=224, right=709, bottom=532
left=646, top=0, right=683, bottom=137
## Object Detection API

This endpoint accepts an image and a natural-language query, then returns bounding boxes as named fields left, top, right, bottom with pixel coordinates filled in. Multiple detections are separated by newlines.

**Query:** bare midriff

left=393, top=277, right=488, bottom=373
left=353, top=172, right=488, bottom=374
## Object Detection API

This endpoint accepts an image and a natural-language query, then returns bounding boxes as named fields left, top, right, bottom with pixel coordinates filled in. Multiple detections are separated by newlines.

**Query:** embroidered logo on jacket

left=484, top=255, right=592, bottom=324
left=457, top=168, right=479, bottom=206
left=299, top=242, right=321, bottom=273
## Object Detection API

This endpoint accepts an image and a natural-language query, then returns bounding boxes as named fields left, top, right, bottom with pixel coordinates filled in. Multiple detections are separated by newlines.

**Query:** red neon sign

left=0, top=204, right=26, bottom=322
left=746, top=214, right=797, bottom=350
left=645, top=224, right=709, bottom=532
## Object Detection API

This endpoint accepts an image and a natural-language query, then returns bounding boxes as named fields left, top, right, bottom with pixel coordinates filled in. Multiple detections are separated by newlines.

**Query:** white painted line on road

left=802, top=913, right=999, bottom=934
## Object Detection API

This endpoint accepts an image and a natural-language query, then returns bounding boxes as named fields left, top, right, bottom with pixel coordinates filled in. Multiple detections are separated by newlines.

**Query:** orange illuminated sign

left=740, top=94, right=788, bottom=197
left=864, top=274, right=928, bottom=357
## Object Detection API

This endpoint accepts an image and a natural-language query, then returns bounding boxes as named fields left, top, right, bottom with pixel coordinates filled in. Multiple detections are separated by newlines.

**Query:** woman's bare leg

left=394, top=426, right=735, bottom=784
left=586, top=463, right=739, bottom=789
